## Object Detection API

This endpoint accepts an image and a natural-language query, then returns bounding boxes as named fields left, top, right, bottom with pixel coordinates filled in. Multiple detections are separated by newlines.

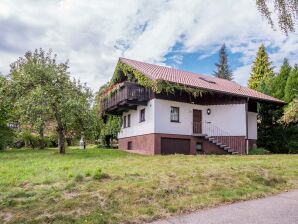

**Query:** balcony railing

left=102, top=82, right=151, bottom=113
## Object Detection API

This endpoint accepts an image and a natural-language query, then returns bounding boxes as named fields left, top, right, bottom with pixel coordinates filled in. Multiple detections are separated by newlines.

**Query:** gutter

left=245, top=97, right=249, bottom=155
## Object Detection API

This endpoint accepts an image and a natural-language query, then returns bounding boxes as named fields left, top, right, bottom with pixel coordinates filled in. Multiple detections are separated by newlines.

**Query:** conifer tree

left=248, top=44, right=274, bottom=92
left=272, top=58, right=291, bottom=100
left=213, top=44, right=233, bottom=80
left=284, top=65, right=298, bottom=103
left=248, top=44, right=282, bottom=153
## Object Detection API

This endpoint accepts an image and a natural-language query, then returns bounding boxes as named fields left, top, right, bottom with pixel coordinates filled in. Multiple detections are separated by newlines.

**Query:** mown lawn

left=0, top=146, right=297, bottom=224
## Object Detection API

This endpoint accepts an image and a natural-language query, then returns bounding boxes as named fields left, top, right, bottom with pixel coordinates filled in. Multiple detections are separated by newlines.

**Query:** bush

left=74, top=174, right=84, bottom=182
left=0, top=124, right=14, bottom=150
left=249, top=147, right=270, bottom=155
left=93, top=168, right=103, bottom=180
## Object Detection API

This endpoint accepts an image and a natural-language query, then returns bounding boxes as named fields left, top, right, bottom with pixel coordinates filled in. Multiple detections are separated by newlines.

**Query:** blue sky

left=165, top=45, right=244, bottom=76
left=0, top=0, right=297, bottom=91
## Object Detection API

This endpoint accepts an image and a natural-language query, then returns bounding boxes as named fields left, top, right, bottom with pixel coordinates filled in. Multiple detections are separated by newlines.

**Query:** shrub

left=74, top=174, right=84, bottom=182
left=93, top=168, right=103, bottom=180
left=85, top=170, right=92, bottom=177
left=249, top=147, right=270, bottom=155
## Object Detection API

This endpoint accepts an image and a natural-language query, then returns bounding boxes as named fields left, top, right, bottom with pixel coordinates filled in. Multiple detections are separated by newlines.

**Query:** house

left=101, top=58, right=284, bottom=155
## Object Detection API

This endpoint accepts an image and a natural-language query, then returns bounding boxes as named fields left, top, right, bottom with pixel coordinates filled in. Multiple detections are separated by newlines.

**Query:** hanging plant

left=109, top=61, right=205, bottom=98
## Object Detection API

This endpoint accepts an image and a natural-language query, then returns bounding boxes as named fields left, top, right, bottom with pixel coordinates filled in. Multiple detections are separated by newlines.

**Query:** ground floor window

left=196, top=142, right=203, bottom=154
left=127, top=141, right=132, bottom=150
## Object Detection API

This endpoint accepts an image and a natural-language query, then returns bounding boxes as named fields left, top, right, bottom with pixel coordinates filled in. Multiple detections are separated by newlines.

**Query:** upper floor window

left=123, top=116, right=127, bottom=128
left=170, top=107, right=179, bottom=122
left=140, top=109, right=145, bottom=122
left=127, top=114, right=131, bottom=127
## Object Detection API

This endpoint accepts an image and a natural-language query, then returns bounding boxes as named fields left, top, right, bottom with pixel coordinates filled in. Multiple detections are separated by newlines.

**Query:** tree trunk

left=39, top=128, right=45, bottom=150
left=53, top=104, right=65, bottom=154
left=57, top=127, right=65, bottom=154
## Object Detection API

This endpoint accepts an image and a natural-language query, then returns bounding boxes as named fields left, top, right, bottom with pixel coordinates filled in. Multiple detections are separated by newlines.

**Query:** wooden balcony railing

left=102, top=82, right=151, bottom=113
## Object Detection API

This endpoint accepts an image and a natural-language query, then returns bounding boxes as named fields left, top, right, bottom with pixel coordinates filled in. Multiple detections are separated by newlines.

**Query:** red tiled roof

left=119, top=57, right=284, bottom=104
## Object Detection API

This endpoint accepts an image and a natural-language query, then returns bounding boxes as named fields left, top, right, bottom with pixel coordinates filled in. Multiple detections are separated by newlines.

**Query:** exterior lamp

left=207, top=108, right=211, bottom=115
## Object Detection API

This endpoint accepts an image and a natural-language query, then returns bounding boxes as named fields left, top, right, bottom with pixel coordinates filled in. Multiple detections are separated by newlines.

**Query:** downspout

left=245, top=97, right=249, bottom=155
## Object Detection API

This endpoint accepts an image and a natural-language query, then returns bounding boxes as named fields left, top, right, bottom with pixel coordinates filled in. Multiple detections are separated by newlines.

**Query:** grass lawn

left=0, top=146, right=298, bottom=224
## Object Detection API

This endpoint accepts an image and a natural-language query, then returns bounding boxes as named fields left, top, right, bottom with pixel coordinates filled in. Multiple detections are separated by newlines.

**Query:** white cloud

left=0, top=0, right=297, bottom=90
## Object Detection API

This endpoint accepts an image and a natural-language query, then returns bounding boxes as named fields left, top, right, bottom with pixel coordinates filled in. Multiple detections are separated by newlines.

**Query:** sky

left=0, top=0, right=297, bottom=91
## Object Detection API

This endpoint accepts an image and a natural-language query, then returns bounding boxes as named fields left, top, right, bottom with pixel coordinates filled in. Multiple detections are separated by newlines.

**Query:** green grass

left=0, top=146, right=297, bottom=224
left=249, top=147, right=271, bottom=155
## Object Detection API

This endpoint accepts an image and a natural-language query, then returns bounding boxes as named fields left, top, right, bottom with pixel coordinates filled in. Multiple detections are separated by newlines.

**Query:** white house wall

left=154, top=99, right=246, bottom=136
left=118, top=98, right=256, bottom=139
left=248, top=112, right=257, bottom=139
left=118, top=99, right=155, bottom=138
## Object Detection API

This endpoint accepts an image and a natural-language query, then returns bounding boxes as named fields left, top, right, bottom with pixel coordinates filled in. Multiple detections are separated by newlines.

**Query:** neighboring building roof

left=119, top=57, right=285, bottom=104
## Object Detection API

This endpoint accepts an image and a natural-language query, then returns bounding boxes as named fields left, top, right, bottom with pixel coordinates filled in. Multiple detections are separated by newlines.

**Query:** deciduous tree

left=256, top=0, right=298, bottom=34
left=0, top=76, right=14, bottom=150
left=9, top=49, right=93, bottom=154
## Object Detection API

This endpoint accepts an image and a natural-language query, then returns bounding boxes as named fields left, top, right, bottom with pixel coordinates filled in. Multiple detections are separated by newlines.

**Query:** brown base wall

left=118, top=134, right=250, bottom=155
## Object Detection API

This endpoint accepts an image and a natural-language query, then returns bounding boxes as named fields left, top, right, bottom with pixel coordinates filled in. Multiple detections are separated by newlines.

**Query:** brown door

left=161, top=138, right=190, bottom=155
left=193, top=109, right=202, bottom=134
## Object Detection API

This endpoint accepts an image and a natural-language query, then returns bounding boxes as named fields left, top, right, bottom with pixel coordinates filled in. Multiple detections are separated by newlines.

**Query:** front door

left=193, top=109, right=202, bottom=134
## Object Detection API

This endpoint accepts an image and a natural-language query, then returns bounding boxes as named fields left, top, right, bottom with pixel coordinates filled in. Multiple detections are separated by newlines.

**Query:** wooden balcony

left=101, top=82, right=152, bottom=115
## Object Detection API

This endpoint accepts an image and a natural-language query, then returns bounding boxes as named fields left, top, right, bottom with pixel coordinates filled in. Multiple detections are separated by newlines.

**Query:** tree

left=272, top=58, right=292, bottom=100
left=0, top=76, right=14, bottom=150
left=256, top=0, right=298, bottom=34
left=9, top=49, right=93, bottom=154
left=213, top=44, right=233, bottom=80
left=248, top=44, right=274, bottom=93
left=95, top=83, right=121, bottom=147
left=280, top=98, right=298, bottom=124
left=248, top=45, right=285, bottom=153
left=284, top=65, right=298, bottom=103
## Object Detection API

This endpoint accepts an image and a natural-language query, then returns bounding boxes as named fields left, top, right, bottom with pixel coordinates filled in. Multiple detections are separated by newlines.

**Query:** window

left=170, top=107, right=179, bottom=122
left=140, top=109, right=145, bottom=122
left=123, top=116, right=127, bottom=128
left=196, top=143, right=203, bottom=154
left=127, top=114, right=131, bottom=127
left=127, top=141, right=132, bottom=150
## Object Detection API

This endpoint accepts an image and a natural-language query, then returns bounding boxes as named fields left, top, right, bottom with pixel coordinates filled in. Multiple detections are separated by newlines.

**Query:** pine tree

left=284, top=65, right=298, bottom=103
left=213, top=44, right=233, bottom=80
left=248, top=44, right=274, bottom=92
left=272, top=58, right=291, bottom=100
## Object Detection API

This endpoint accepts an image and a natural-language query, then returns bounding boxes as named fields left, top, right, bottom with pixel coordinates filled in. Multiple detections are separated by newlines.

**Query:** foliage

left=0, top=76, right=14, bottom=150
left=280, top=98, right=298, bottom=124
left=257, top=104, right=290, bottom=153
left=74, top=174, right=84, bottom=182
left=99, top=115, right=121, bottom=147
left=213, top=44, right=233, bottom=80
left=9, top=49, right=93, bottom=154
left=93, top=168, right=103, bottom=180
left=248, top=44, right=274, bottom=92
left=0, top=147, right=297, bottom=223
left=18, top=130, right=39, bottom=149
left=94, top=84, right=121, bottom=147
left=272, top=58, right=291, bottom=100
left=284, top=65, right=298, bottom=103
left=248, top=46, right=298, bottom=153
left=256, top=0, right=298, bottom=34
left=249, top=147, right=270, bottom=155
left=110, top=61, right=204, bottom=98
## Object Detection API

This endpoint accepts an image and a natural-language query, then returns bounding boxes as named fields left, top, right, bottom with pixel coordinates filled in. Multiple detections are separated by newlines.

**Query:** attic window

left=198, top=77, right=216, bottom=84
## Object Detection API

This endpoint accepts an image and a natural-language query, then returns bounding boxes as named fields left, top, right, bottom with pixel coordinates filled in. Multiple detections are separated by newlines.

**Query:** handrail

left=195, top=121, right=241, bottom=153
